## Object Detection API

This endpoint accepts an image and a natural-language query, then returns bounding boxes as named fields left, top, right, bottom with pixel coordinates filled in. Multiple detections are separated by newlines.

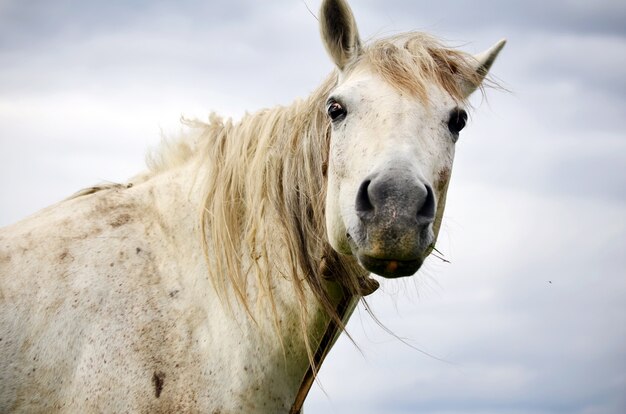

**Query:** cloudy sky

left=1, top=1, right=624, bottom=413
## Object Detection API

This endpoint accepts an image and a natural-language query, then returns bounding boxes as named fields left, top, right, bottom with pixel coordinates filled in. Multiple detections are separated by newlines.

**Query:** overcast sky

left=1, top=1, right=625, bottom=413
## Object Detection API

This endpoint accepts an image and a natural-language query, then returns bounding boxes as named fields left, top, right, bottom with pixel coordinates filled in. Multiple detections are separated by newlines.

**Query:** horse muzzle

left=347, top=166, right=435, bottom=278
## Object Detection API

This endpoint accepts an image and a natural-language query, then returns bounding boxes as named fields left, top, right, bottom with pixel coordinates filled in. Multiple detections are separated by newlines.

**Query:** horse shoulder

left=0, top=184, right=222, bottom=412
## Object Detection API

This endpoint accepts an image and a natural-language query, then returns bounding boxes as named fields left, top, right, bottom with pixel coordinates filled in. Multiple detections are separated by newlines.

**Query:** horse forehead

left=335, top=70, right=403, bottom=103
left=336, top=69, right=454, bottom=119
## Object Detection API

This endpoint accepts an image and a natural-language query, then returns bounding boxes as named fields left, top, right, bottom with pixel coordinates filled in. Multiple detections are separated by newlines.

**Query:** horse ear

left=319, top=0, right=362, bottom=71
left=462, top=39, right=507, bottom=97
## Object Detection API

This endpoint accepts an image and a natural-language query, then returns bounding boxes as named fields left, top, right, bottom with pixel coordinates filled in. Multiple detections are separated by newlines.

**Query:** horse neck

left=137, top=78, right=368, bottom=410
left=136, top=97, right=358, bottom=409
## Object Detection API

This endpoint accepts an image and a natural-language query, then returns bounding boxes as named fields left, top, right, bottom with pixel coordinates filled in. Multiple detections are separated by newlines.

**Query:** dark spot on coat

left=437, top=169, right=451, bottom=193
left=59, top=250, right=73, bottom=262
left=136, top=247, right=142, bottom=254
left=109, top=213, right=132, bottom=228
left=152, top=371, right=165, bottom=398
left=169, top=290, right=179, bottom=298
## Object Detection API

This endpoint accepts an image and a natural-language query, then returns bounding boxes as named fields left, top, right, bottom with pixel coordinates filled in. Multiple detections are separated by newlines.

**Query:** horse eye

left=448, top=108, right=468, bottom=135
left=327, top=101, right=347, bottom=121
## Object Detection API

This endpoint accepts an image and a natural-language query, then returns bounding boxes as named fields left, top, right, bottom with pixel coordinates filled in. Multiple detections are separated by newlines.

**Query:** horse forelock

left=360, top=32, right=488, bottom=104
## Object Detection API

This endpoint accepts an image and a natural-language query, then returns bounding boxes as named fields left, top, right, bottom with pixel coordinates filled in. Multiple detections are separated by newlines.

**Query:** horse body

left=0, top=159, right=331, bottom=412
left=0, top=1, right=504, bottom=412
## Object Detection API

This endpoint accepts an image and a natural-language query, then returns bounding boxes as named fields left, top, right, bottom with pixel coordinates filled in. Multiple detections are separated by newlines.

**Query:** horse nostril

left=417, top=184, right=435, bottom=223
left=355, top=179, right=374, bottom=216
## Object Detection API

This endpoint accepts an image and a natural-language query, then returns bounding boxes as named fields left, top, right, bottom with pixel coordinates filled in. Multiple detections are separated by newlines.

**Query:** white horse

left=0, top=1, right=504, bottom=412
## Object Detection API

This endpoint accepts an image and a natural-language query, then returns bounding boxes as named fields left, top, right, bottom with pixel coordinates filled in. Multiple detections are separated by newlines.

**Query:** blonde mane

left=145, top=32, right=487, bottom=350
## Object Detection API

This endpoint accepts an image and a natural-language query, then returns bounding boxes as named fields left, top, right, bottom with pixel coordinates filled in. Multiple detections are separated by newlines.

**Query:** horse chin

left=357, top=254, right=423, bottom=278
left=346, top=225, right=432, bottom=278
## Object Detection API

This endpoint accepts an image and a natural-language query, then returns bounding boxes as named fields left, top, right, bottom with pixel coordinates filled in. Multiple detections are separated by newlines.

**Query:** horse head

left=320, top=0, right=505, bottom=278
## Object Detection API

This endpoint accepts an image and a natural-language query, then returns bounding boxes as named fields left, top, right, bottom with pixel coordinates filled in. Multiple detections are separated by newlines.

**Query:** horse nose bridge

left=355, top=165, right=435, bottom=224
